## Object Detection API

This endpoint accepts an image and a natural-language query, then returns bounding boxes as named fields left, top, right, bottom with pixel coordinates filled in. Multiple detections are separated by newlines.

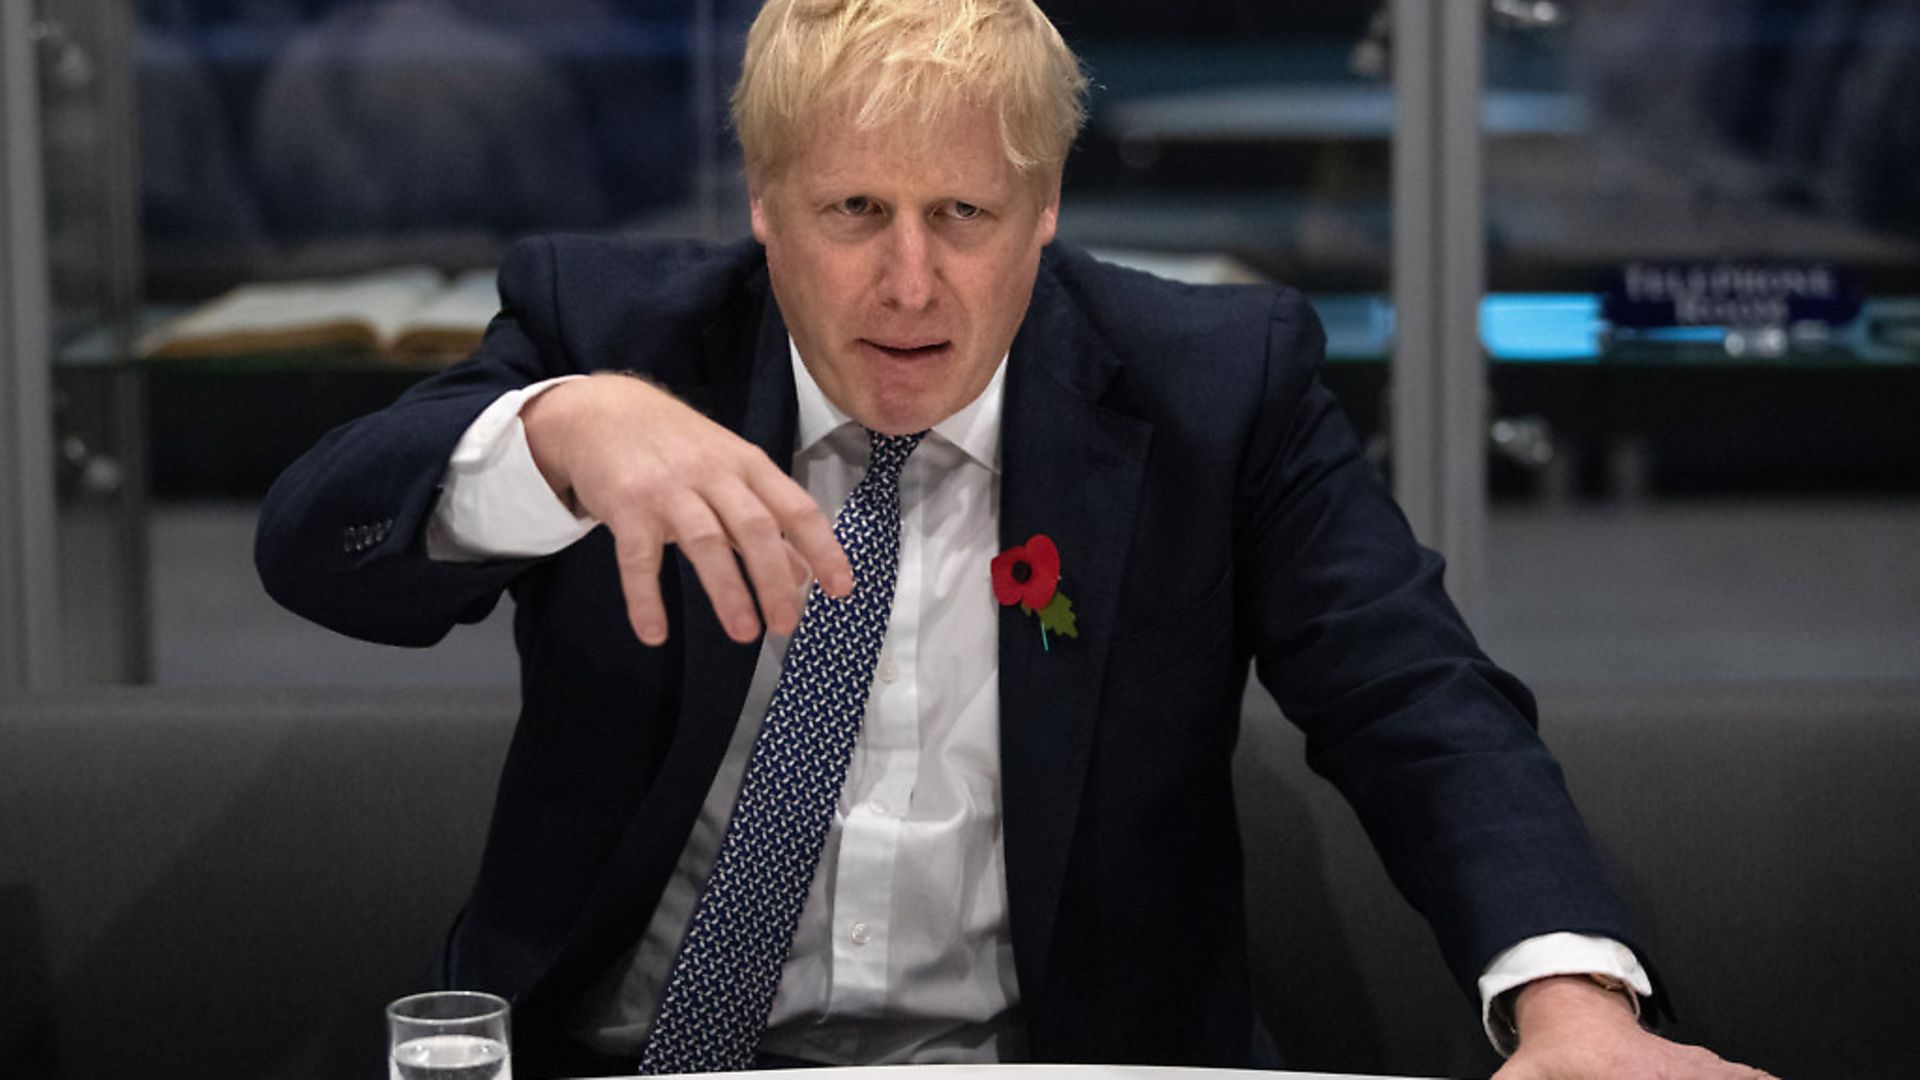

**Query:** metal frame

left=2, top=0, right=63, bottom=694
left=99, top=0, right=154, bottom=683
left=1392, top=0, right=1488, bottom=621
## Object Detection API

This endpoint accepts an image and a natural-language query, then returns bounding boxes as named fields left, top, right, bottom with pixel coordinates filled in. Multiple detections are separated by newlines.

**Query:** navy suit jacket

left=257, top=235, right=1641, bottom=1073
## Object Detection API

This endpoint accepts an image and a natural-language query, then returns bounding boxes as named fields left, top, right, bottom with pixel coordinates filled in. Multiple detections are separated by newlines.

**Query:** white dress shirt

left=427, top=345, right=1650, bottom=1061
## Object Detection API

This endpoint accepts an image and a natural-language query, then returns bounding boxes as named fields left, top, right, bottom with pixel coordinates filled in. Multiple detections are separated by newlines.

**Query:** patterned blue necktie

left=639, top=428, right=925, bottom=1074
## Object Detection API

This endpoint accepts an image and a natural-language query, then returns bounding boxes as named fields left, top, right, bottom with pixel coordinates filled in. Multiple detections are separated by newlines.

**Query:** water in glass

left=390, top=1033, right=511, bottom=1080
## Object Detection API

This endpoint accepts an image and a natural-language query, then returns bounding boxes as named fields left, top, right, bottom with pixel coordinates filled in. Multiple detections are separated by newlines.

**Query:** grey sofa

left=4, top=681, right=1914, bottom=1079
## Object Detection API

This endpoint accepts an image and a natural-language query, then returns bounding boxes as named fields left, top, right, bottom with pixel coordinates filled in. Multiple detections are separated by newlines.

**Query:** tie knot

left=863, top=429, right=926, bottom=486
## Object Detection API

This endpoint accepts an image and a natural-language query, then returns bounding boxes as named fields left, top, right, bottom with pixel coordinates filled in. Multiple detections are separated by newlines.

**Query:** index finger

left=746, top=463, right=850, bottom=597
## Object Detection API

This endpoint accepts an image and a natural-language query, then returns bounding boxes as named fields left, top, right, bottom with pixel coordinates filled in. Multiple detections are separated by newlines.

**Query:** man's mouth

left=862, top=338, right=952, bottom=360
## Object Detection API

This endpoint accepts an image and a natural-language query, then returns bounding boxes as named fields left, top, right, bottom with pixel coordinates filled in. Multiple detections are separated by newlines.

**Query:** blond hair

left=732, top=0, right=1088, bottom=184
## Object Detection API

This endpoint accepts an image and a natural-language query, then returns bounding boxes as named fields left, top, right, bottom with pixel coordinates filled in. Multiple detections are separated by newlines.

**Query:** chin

left=859, top=410, right=941, bottom=438
left=833, top=355, right=994, bottom=435
left=858, top=395, right=953, bottom=436
left=848, top=382, right=960, bottom=436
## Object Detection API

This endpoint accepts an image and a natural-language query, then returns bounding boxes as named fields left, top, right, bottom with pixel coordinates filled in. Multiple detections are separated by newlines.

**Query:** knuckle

left=729, top=507, right=782, bottom=546
left=606, top=467, right=669, bottom=513
left=772, top=485, right=825, bottom=520
left=676, top=451, right=726, bottom=485
left=677, top=525, right=730, bottom=553
left=731, top=440, right=775, bottom=470
left=612, top=533, right=663, bottom=569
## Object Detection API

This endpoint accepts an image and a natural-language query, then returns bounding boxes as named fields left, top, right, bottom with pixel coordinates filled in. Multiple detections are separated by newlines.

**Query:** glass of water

left=387, top=990, right=512, bottom=1080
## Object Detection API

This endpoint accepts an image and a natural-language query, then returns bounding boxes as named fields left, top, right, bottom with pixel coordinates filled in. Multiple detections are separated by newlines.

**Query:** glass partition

left=1473, top=0, right=1920, bottom=686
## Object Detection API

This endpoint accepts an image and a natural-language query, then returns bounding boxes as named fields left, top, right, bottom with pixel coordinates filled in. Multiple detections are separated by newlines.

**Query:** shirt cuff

left=426, top=375, right=597, bottom=561
left=1477, top=933, right=1653, bottom=1056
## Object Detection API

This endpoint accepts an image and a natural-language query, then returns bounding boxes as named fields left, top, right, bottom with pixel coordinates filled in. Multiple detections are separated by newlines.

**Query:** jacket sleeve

left=254, top=236, right=580, bottom=646
left=1234, top=289, right=1651, bottom=1002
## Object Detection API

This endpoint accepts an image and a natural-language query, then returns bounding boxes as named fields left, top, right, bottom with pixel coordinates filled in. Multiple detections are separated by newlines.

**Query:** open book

left=1087, top=248, right=1264, bottom=286
left=137, top=266, right=499, bottom=362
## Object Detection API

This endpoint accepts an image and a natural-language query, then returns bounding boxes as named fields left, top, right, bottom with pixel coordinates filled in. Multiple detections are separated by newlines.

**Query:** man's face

left=750, top=102, right=1059, bottom=435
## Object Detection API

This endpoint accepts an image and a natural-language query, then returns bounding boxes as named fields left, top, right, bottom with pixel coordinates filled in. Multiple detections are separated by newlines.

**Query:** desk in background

left=55, top=292, right=1920, bottom=501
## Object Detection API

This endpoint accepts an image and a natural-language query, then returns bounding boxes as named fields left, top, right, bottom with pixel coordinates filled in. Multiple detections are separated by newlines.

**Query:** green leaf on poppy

left=1037, top=592, right=1078, bottom=638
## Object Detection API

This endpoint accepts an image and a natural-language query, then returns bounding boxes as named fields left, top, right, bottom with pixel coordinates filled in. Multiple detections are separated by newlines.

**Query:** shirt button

left=868, top=798, right=891, bottom=817
left=876, top=659, right=898, bottom=683
left=849, top=921, right=871, bottom=946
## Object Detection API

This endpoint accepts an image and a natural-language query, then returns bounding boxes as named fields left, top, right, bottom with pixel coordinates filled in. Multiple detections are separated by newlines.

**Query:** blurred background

left=3, top=1, right=1916, bottom=1078
left=16, top=0, right=1919, bottom=688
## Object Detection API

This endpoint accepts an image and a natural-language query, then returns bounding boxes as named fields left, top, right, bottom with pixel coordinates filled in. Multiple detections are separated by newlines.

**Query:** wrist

left=1507, top=973, right=1643, bottom=1047
left=522, top=373, right=639, bottom=501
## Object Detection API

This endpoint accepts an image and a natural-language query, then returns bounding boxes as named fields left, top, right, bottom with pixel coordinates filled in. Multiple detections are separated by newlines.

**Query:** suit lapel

left=997, top=261, right=1153, bottom=998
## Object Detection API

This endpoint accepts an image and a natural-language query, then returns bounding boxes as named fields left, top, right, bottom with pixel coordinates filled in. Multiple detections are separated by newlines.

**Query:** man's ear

left=749, top=188, right=770, bottom=245
left=1037, top=177, right=1062, bottom=246
left=748, top=175, right=779, bottom=245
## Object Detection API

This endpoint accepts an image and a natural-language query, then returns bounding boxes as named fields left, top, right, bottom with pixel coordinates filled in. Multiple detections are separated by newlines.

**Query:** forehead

left=761, top=98, right=1036, bottom=196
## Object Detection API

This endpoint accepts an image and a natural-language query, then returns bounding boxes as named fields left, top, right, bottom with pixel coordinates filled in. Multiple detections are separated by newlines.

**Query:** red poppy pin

left=991, top=533, right=1078, bottom=650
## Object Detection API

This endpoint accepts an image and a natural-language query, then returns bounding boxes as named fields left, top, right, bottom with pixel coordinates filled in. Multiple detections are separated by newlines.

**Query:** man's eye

left=948, top=201, right=983, bottom=221
left=836, top=196, right=873, bottom=215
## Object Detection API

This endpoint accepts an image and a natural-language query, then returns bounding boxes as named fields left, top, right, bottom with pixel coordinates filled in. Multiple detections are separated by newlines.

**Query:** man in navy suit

left=257, top=1, right=1770, bottom=1077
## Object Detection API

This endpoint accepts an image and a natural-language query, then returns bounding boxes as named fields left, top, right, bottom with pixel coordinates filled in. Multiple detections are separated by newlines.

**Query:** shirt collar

left=789, top=337, right=1005, bottom=473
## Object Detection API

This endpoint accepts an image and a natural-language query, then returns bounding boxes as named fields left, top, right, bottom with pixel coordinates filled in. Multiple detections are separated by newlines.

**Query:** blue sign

left=1604, top=262, right=1862, bottom=329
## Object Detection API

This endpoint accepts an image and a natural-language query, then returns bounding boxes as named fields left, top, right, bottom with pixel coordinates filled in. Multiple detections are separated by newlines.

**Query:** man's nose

left=878, top=221, right=936, bottom=311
